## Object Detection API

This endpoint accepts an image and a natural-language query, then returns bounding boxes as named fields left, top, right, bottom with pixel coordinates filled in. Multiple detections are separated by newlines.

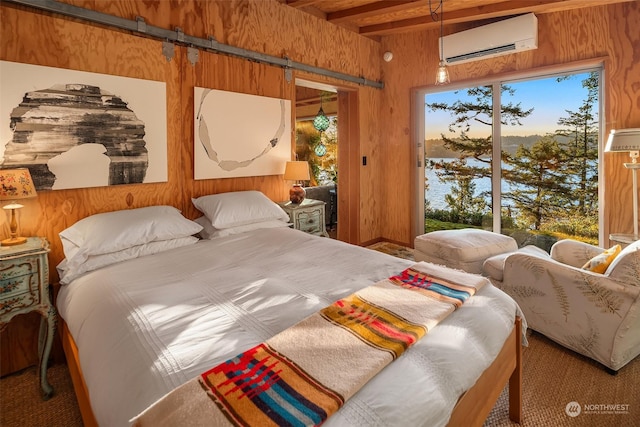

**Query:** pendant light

left=313, top=93, right=330, bottom=132
left=431, top=0, right=450, bottom=85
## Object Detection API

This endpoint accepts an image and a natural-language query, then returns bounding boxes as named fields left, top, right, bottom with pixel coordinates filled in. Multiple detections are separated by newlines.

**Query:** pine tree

left=426, top=85, right=533, bottom=219
left=554, top=72, right=599, bottom=217
left=504, top=136, right=571, bottom=230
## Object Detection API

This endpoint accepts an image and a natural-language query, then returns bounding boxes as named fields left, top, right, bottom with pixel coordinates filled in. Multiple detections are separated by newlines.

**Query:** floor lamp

left=605, top=128, right=640, bottom=240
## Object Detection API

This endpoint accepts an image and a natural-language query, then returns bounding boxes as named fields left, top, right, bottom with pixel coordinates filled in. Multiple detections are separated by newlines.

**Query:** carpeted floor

left=366, top=241, right=415, bottom=261
left=1, top=331, right=638, bottom=426
left=1, top=361, right=83, bottom=427
left=484, top=331, right=639, bottom=427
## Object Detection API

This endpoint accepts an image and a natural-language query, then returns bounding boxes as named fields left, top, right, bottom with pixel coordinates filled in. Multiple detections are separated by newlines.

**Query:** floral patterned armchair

left=483, top=239, right=640, bottom=372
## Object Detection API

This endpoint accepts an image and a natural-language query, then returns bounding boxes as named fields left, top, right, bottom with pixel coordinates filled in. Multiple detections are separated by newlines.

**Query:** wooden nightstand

left=278, top=198, right=329, bottom=237
left=0, top=237, right=54, bottom=400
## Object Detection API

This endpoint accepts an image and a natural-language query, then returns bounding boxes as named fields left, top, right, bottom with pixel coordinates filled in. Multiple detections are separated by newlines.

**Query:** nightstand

left=278, top=198, right=329, bottom=237
left=0, top=237, right=54, bottom=400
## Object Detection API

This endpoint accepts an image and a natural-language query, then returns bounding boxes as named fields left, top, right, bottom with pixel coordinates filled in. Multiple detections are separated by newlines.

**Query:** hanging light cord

left=428, top=0, right=442, bottom=22
left=428, top=0, right=445, bottom=62
left=440, top=1, right=444, bottom=63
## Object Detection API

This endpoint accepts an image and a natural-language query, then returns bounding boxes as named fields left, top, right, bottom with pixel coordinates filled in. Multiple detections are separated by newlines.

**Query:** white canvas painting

left=194, top=87, right=291, bottom=179
left=0, top=60, right=167, bottom=190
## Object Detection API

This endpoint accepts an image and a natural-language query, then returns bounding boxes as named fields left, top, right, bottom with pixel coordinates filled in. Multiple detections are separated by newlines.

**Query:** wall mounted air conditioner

left=440, top=13, right=538, bottom=65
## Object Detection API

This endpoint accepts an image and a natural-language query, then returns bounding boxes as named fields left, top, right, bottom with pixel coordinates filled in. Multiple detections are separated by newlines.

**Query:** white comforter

left=57, top=227, right=523, bottom=427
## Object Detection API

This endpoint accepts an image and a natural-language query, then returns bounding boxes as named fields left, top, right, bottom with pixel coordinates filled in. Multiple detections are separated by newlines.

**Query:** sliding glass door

left=419, top=67, right=602, bottom=248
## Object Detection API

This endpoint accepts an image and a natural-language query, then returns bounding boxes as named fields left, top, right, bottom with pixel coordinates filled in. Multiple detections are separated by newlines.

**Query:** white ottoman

left=414, top=229, right=518, bottom=274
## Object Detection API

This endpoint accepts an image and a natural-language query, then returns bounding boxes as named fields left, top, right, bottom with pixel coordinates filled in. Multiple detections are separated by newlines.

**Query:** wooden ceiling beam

left=358, top=0, right=581, bottom=36
left=286, top=0, right=323, bottom=8
left=284, top=0, right=635, bottom=37
left=327, top=0, right=422, bottom=25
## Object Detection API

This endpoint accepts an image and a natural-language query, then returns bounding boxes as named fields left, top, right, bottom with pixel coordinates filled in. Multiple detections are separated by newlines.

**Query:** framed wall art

left=0, top=60, right=167, bottom=191
left=194, top=87, right=291, bottom=180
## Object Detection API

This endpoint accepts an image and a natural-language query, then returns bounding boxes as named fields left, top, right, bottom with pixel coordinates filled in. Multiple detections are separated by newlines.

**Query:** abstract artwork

left=194, top=87, right=291, bottom=179
left=0, top=61, right=167, bottom=191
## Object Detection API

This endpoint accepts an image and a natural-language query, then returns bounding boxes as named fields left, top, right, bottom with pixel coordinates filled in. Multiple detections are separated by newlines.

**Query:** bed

left=55, top=192, right=525, bottom=427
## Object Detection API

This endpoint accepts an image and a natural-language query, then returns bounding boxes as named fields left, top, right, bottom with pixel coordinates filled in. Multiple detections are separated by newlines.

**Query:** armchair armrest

left=550, top=239, right=604, bottom=268
left=505, top=253, right=634, bottom=296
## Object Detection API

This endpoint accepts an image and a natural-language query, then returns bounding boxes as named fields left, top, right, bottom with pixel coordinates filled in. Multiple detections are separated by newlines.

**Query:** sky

left=424, top=71, right=595, bottom=139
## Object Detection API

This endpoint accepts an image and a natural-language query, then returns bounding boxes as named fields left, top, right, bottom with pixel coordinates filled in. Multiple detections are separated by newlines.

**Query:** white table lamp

left=605, top=128, right=640, bottom=239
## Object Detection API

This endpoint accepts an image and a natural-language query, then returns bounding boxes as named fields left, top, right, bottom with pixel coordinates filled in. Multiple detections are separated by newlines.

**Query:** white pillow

left=194, top=216, right=291, bottom=239
left=192, top=191, right=289, bottom=229
left=58, top=236, right=199, bottom=284
left=59, top=205, right=203, bottom=267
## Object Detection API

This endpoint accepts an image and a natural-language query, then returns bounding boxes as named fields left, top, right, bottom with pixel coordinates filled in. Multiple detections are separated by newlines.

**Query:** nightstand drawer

left=297, top=210, right=322, bottom=233
left=1, top=271, right=38, bottom=299
left=0, top=257, right=38, bottom=281
left=0, top=282, right=39, bottom=316
left=0, top=251, right=42, bottom=316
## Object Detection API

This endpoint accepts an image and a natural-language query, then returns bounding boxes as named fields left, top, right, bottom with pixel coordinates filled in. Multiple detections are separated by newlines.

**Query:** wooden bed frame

left=60, top=317, right=522, bottom=427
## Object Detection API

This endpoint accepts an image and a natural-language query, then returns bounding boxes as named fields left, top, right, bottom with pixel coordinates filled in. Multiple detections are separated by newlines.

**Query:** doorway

left=294, top=82, right=338, bottom=238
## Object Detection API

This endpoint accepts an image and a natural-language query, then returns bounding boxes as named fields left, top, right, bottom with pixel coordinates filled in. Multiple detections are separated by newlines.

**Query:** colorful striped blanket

left=133, top=262, right=488, bottom=427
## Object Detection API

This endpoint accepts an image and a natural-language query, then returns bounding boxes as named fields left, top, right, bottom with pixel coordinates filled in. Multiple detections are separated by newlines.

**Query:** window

left=418, top=67, right=602, bottom=247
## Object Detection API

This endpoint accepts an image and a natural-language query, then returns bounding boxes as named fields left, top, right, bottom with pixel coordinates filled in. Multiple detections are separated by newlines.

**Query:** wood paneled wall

left=379, top=2, right=640, bottom=246
left=0, top=0, right=383, bottom=273
left=0, top=0, right=382, bottom=374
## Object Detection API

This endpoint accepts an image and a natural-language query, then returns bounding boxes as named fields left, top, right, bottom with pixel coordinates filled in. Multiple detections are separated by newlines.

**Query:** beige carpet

left=0, top=361, right=83, bottom=427
left=485, top=331, right=639, bottom=427
left=366, top=241, right=415, bottom=261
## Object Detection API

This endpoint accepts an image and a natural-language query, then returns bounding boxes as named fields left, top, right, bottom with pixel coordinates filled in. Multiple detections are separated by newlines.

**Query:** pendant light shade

left=435, top=60, right=450, bottom=85
left=313, top=106, right=330, bottom=132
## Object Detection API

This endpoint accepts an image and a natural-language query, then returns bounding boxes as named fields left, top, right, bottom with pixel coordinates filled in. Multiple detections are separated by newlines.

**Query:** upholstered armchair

left=483, top=239, right=640, bottom=372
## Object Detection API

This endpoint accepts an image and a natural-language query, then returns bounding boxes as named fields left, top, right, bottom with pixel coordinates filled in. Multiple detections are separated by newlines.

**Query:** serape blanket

left=133, top=262, right=489, bottom=427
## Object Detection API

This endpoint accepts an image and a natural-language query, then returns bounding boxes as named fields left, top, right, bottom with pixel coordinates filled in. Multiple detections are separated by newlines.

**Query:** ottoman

left=414, top=229, right=518, bottom=274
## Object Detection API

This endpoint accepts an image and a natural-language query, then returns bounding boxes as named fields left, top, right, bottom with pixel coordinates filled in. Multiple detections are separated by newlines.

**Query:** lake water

left=425, top=158, right=513, bottom=211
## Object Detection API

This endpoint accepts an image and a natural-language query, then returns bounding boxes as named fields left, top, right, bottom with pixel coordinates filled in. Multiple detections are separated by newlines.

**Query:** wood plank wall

left=0, top=0, right=382, bottom=374
left=378, top=2, right=640, bottom=246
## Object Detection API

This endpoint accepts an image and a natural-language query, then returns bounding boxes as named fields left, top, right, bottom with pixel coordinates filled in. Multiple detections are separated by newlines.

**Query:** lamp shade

left=283, top=161, right=310, bottom=181
left=605, top=128, right=640, bottom=153
left=0, top=168, right=37, bottom=205
left=0, top=168, right=36, bottom=246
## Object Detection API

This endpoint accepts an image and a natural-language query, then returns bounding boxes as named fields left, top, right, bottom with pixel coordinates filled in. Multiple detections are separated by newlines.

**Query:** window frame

left=414, top=60, right=605, bottom=244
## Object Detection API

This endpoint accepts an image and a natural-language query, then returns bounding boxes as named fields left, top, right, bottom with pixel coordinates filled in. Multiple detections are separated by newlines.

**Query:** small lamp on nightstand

left=284, top=161, right=310, bottom=204
left=606, top=128, right=640, bottom=240
left=0, top=168, right=37, bottom=246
